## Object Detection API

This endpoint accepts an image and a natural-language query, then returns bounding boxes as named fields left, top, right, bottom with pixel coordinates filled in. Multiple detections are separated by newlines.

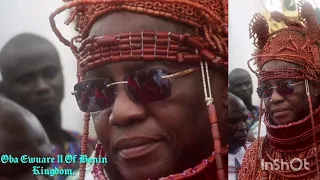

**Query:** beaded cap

left=50, top=0, right=228, bottom=82
left=248, top=1, right=320, bottom=82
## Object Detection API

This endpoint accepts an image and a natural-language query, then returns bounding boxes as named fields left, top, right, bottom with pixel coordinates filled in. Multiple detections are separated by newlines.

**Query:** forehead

left=1, top=43, right=60, bottom=79
left=229, top=72, right=251, bottom=85
left=87, top=11, right=196, bottom=77
left=260, top=60, right=301, bottom=84
left=85, top=60, right=196, bottom=79
left=89, top=11, right=195, bottom=36
left=262, top=60, right=300, bottom=70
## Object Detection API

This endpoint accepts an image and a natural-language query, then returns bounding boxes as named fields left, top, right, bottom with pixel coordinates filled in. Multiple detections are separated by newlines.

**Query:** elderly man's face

left=261, top=60, right=320, bottom=125
left=228, top=95, right=249, bottom=150
left=83, top=12, right=228, bottom=180
left=0, top=98, right=51, bottom=179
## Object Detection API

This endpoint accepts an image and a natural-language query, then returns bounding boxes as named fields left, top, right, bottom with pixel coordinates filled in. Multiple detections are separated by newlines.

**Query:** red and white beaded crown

left=248, top=1, right=320, bottom=82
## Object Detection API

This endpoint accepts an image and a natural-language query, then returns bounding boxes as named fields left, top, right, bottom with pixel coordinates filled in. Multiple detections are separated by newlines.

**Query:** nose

left=269, top=88, right=284, bottom=104
left=109, top=89, right=147, bottom=127
left=238, top=83, right=247, bottom=91
left=34, top=76, right=50, bottom=94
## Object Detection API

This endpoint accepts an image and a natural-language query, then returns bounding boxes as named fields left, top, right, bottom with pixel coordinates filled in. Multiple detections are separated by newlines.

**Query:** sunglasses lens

left=74, top=79, right=114, bottom=112
left=125, top=68, right=171, bottom=104
left=257, top=86, right=272, bottom=98
left=278, top=82, right=294, bottom=96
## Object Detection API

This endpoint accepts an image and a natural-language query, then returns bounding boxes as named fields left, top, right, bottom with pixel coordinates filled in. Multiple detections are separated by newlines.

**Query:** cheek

left=52, top=74, right=64, bottom=91
left=290, top=93, right=309, bottom=114
left=11, top=84, right=32, bottom=95
left=92, top=111, right=112, bottom=148
left=264, top=99, right=270, bottom=111
left=147, top=78, right=210, bottom=149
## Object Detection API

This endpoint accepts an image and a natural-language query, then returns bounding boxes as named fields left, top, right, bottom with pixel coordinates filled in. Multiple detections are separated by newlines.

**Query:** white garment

left=251, top=113, right=267, bottom=138
left=85, top=172, right=95, bottom=180
left=228, top=143, right=251, bottom=180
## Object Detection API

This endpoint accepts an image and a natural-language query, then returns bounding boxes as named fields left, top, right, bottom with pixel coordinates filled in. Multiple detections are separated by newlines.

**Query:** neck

left=37, top=109, right=65, bottom=146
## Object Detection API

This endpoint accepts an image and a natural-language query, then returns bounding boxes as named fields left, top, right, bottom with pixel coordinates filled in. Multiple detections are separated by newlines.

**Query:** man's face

left=84, top=12, right=228, bottom=180
left=228, top=95, right=249, bottom=150
left=229, top=71, right=253, bottom=101
left=2, top=45, right=64, bottom=116
left=261, top=60, right=320, bottom=125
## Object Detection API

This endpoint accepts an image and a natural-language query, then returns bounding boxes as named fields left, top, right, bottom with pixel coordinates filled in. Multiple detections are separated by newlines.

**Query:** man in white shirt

left=228, top=93, right=251, bottom=180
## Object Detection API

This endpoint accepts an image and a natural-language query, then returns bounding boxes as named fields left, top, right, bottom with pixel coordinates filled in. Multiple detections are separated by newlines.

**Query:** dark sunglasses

left=256, top=81, right=303, bottom=99
left=71, top=68, right=199, bottom=112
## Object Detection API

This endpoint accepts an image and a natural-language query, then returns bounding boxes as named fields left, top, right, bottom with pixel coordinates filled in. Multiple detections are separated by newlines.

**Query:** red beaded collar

left=263, top=106, right=320, bottom=152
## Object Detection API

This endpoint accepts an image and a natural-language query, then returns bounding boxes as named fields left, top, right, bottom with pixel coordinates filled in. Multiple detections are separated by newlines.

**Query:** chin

left=113, top=143, right=175, bottom=180
left=117, top=158, right=174, bottom=180
left=272, top=116, right=294, bottom=125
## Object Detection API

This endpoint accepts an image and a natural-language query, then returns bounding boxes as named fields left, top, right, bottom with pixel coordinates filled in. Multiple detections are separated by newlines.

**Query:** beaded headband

left=50, top=0, right=228, bottom=180
left=247, top=1, right=320, bottom=83
left=76, top=31, right=226, bottom=78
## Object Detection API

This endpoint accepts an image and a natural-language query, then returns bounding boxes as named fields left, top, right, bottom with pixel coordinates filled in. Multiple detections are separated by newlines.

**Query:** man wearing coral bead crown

left=239, top=1, right=320, bottom=179
left=50, top=0, right=229, bottom=179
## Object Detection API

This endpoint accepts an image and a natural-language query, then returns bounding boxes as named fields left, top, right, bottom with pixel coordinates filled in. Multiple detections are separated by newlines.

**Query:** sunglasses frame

left=71, top=67, right=199, bottom=112
left=257, top=81, right=304, bottom=99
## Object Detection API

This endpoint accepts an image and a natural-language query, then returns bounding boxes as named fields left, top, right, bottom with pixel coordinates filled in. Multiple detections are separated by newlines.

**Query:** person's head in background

left=0, top=96, right=51, bottom=180
left=0, top=33, right=64, bottom=145
left=229, top=68, right=253, bottom=110
left=0, top=33, right=64, bottom=120
left=228, top=93, right=249, bottom=154
left=50, top=0, right=228, bottom=179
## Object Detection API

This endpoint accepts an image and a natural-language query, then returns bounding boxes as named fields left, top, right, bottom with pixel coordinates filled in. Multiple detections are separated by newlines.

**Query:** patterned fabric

left=238, top=138, right=264, bottom=180
left=51, top=131, right=96, bottom=180
left=245, top=106, right=259, bottom=130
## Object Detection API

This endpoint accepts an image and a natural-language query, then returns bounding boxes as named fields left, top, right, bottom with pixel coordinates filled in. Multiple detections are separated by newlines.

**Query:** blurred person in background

left=228, top=93, right=250, bottom=180
left=0, top=33, right=95, bottom=180
left=229, top=68, right=265, bottom=140
left=0, top=96, right=52, bottom=180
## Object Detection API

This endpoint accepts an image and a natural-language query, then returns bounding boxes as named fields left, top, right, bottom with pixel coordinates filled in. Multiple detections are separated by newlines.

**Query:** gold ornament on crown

left=262, top=0, right=299, bottom=32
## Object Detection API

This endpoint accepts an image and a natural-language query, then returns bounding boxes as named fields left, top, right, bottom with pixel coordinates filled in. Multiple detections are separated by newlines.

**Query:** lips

left=271, top=108, right=291, bottom=117
left=115, top=137, right=162, bottom=159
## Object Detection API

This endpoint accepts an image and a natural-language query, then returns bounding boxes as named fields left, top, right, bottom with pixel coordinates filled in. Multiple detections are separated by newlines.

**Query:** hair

left=228, top=68, right=251, bottom=83
left=50, top=0, right=228, bottom=179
